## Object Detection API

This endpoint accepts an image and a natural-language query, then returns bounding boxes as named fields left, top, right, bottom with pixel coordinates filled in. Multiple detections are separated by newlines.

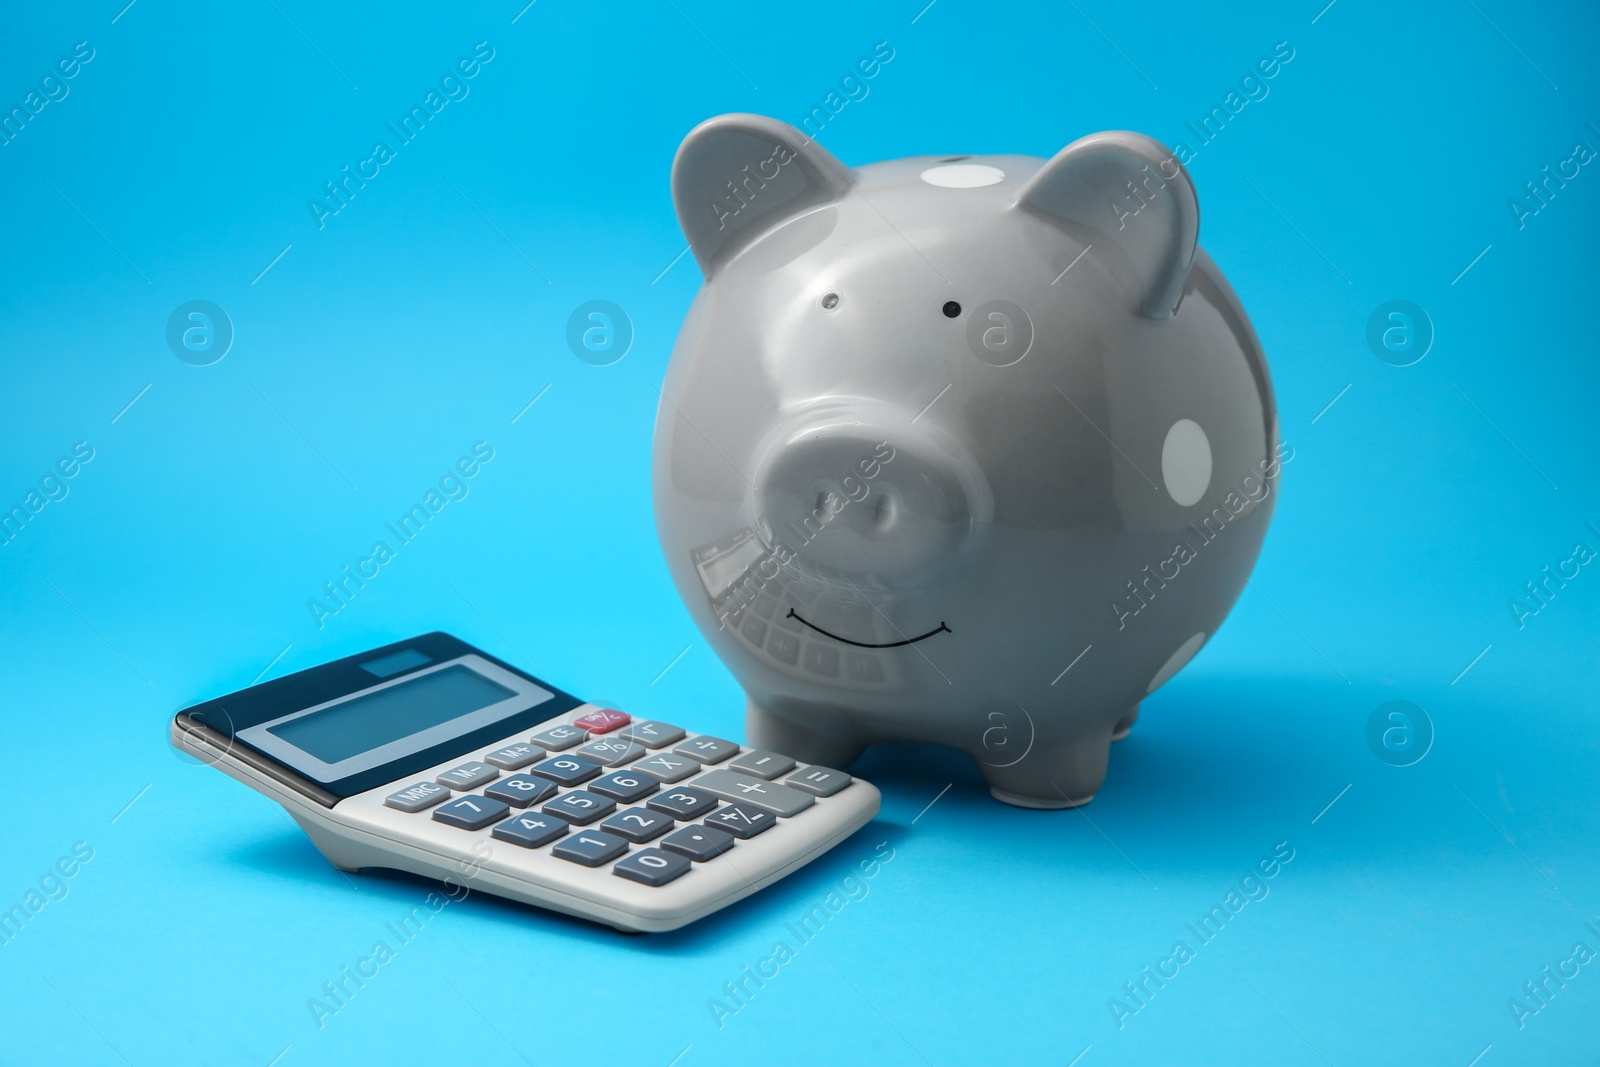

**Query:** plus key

left=691, top=769, right=815, bottom=818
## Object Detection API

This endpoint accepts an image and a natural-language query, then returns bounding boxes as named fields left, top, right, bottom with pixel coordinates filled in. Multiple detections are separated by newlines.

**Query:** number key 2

left=600, top=807, right=674, bottom=843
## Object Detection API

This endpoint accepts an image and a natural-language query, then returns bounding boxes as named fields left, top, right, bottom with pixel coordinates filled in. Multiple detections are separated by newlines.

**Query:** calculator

left=171, top=633, right=879, bottom=932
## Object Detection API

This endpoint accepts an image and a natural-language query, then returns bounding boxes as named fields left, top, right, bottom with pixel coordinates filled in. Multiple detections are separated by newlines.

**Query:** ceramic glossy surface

left=653, top=114, right=1280, bottom=807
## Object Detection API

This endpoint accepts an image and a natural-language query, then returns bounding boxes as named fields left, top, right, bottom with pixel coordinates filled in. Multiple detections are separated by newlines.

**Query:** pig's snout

left=750, top=414, right=990, bottom=589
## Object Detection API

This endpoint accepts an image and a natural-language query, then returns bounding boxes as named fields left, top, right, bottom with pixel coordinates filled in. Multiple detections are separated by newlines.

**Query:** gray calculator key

left=632, top=752, right=699, bottom=783
left=437, top=761, right=498, bottom=790
left=674, top=735, right=740, bottom=764
left=528, top=754, right=603, bottom=786
left=491, top=811, right=569, bottom=848
left=767, top=629, right=800, bottom=664
left=384, top=781, right=450, bottom=813
left=483, top=742, right=544, bottom=770
left=601, top=807, right=675, bottom=843
left=784, top=765, right=853, bottom=797
left=577, top=738, right=647, bottom=767
left=530, top=723, right=588, bottom=751
left=692, top=770, right=815, bottom=818
left=484, top=774, right=558, bottom=808
left=619, top=720, right=687, bottom=748
left=589, top=770, right=660, bottom=803
left=647, top=786, right=719, bottom=821
left=614, top=847, right=692, bottom=886
left=705, top=802, right=776, bottom=839
left=661, top=823, right=736, bottom=862
left=728, top=750, right=796, bottom=780
left=432, top=795, right=511, bottom=830
left=543, top=790, right=616, bottom=825
left=553, top=830, right=629, bottom=867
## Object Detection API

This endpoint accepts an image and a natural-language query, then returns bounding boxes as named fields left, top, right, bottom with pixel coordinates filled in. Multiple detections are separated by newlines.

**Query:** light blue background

left=2, top=0, right=1598, bottom=1063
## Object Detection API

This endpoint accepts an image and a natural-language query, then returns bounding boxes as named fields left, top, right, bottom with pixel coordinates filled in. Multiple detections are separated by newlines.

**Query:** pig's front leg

left=1112, top=703, right=1140, bottom=741
left=745, top=697, right=867, bottom=771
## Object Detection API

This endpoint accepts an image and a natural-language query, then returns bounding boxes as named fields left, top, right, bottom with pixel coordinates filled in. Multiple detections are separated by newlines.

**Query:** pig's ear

left=1015, top=131, right=1198, bottom=318
left=672, top=114, right=853, bottom=278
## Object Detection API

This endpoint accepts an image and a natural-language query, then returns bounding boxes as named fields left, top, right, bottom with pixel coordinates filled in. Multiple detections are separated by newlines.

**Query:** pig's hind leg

left=977, top=727, right=1113, bottom=809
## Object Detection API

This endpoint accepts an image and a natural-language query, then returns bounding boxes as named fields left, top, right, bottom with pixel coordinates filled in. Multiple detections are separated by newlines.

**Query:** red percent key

left=574, top=708, right=630, bottom=734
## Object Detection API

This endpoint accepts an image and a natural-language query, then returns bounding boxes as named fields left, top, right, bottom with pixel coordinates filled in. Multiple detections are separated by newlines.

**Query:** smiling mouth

left=785, top=609, right=952, bottom=649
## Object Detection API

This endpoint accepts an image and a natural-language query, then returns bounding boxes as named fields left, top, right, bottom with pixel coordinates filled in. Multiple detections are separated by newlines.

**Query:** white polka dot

left=920, top=164, right=1005, bottom=188
left=1147, top=632, right=1207, bottom=694
left=1161, top=419, right=1212, bottom=506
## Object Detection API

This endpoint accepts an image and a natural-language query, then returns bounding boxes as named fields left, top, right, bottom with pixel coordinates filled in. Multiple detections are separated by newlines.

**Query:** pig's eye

left=820, top=291, right=840, bottom=310
left=942, top=301, right=962, bottom=318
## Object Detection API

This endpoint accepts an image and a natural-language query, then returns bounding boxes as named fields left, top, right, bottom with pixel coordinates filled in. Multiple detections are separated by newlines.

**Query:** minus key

left=728, top=749, right=796, bottom=780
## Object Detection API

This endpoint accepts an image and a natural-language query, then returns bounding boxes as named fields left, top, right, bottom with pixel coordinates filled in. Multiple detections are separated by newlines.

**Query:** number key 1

left=553, top=830, right=629, bottom=867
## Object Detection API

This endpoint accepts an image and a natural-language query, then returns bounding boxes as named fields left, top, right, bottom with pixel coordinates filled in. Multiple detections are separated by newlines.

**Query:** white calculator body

left=172, top=633, right=879, bottom=932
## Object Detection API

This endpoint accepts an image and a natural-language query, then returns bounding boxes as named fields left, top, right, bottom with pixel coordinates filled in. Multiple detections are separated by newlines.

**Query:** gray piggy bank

left=652, top=113, right=1282, bottom=808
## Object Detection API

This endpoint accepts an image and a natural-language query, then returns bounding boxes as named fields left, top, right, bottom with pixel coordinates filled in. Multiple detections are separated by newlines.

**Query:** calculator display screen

left=268, top=665, right=519, bottom=763
left=178, top=635, right=584, bottom=804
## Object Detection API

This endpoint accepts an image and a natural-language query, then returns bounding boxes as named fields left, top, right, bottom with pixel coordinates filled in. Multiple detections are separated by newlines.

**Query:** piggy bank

left=652, top=114, right=1281, bottom=808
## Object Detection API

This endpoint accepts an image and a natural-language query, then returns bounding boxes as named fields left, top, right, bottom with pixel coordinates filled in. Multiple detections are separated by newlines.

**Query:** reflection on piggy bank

left=652, top=114, right=1282, bottom=808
